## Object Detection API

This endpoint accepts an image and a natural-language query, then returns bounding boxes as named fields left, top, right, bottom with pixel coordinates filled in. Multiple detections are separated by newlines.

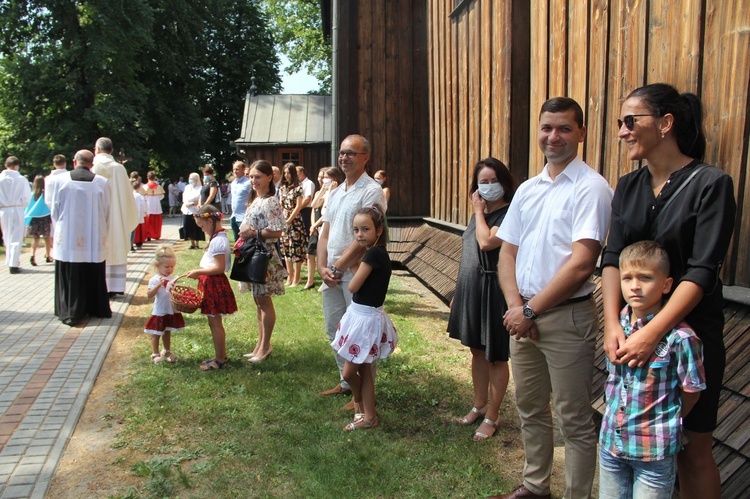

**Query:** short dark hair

left=540, top=97, right=584, bottom=128
left=52, top=154, right=66, bottom=166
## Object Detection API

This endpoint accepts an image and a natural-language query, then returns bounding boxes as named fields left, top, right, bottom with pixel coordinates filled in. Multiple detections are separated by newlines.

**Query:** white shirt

left=148, top=274, right=177, bottom=315
left=200, top=231, right=231, bottom=272
left=497, top=157, right=612, bottom=298
left=0, top=169, right=31, bottom=209
left=301, top=177, right=315, bottom=199
left=133, top=191, right=146, bottom=223
left=323, top=173, right=385, bottom=278
left=44, top=168, right=68, bottom=209
left=51, top=173, right=111, bottom=263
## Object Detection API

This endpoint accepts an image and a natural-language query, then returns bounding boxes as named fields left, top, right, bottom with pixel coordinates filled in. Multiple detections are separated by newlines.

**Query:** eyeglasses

left=337, top=150, right=366, bottom=158
left=617, top=114, right=659, bottom=131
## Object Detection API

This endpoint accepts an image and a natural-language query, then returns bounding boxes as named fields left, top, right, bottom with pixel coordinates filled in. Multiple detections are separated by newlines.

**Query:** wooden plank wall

left=427, top=0, right=750, bottom=286
left=334, top=0, right=430, bottom=218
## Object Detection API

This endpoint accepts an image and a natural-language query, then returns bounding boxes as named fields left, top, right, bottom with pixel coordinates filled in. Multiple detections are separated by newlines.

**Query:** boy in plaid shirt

left=599, top=241, right=706, bottom=498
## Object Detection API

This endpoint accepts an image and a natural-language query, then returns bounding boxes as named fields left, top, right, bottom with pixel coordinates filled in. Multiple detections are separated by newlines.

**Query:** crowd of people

left=0, top=82, right=738, bottom=499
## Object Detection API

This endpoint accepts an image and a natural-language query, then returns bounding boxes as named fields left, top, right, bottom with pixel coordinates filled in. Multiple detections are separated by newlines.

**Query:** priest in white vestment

left=43, top=154, right=69, bottom=259
left=52, top=150, right=112, bottom=325
left=0, top=156, right=32, bottom=273
left=93, top=137, right=138, bottom=296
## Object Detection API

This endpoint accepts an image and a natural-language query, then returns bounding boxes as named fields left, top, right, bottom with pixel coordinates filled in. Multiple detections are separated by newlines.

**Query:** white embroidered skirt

left=331, top=302, right=398, bottom=364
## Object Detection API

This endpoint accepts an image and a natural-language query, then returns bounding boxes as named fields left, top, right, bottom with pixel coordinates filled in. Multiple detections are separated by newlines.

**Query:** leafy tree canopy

left=0, top=0, right=281, bottom=180
left=261, top=0, right=331, bottom=94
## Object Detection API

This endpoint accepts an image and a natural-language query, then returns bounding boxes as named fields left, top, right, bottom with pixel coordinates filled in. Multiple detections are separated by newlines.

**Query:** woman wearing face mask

left=307, top=166, right=344, bottom=290
left=181, top=172, right=205, bottom=249
left=199, top=166, right=220, bottom=210
left=447, top=157, right=518, bottom=441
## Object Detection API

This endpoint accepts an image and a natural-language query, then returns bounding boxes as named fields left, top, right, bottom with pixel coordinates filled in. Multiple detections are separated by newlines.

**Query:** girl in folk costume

left=131, top=180, right=147, bottom=250
left=186, top=205, right=237, bottom=371
left=331, top=204, right=398, bottom=431
left=143, top=171, right=165, bottom=240
left=144, top=245, right=184, bottom=363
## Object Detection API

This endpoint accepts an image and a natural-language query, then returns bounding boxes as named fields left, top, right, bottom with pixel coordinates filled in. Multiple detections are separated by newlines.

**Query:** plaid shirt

left=599, top=306, right=706, bottom=461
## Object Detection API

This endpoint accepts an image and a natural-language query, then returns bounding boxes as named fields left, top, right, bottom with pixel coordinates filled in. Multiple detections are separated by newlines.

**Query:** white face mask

left=375, top=179, right=383, bottom=186
left=477, top=182, right=504, bottom=202
left=323, top=178, right=332, bottom=186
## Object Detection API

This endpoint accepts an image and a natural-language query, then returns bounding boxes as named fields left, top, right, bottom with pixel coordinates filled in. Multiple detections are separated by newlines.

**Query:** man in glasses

left=493, top=97, right=613, bottom=499
left=317, top=134, right=385, bottom=407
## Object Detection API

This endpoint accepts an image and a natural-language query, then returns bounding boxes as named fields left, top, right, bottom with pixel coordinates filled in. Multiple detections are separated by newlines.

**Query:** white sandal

left=160, top=350, right=178, bottom=363
left=458, top=405, right=488, bottom=425
left=151, top=353, right=163, bottom=364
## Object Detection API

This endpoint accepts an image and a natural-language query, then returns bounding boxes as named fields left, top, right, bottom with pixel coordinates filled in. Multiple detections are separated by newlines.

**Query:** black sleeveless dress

left=447, top=206, right=510, bottom=362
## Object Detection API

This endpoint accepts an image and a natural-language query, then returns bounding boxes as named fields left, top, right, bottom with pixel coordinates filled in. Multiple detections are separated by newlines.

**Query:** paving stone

left=1, top=484, right=34, bottom=498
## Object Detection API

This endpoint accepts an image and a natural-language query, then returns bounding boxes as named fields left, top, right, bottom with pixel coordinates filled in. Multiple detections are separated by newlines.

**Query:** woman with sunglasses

left=600, top=83, right=736, bottom=499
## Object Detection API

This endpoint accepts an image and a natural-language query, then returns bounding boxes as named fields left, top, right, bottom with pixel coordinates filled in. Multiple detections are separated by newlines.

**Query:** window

left=278, top=148, right=303, bottom=166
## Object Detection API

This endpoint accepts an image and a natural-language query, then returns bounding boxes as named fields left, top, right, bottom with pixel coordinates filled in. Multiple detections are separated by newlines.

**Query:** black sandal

left=200, top=358, right=226, bottom=371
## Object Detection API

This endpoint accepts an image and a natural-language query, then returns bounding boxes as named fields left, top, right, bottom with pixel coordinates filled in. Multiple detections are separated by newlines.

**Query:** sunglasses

left=617, top=114, right=659, bottom=131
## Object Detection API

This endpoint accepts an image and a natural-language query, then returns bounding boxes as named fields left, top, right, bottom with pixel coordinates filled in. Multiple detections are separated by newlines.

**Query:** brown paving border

left=0, top=328, right=81, bottom=449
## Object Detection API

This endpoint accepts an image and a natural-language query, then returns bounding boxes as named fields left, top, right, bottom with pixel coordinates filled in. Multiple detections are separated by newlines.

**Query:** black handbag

left=230, top=235, right=270, bottom=284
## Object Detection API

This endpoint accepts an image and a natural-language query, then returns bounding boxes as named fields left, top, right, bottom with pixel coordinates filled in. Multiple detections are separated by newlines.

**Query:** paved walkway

left=0, top=217, right=182, bottom=498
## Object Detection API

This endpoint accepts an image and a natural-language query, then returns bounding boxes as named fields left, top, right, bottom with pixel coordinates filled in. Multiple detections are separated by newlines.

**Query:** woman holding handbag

left=237, top=160, right=288, bottom=363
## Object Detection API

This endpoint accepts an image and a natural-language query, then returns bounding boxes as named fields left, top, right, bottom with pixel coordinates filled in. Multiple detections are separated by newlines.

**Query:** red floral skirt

left=144, top=313, right=185, bottom=335
left=198, top=274, right=238, bottom=316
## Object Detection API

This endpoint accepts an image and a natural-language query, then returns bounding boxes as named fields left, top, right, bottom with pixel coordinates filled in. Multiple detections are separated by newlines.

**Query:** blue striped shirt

left=599, top=307, right=706, bottom=461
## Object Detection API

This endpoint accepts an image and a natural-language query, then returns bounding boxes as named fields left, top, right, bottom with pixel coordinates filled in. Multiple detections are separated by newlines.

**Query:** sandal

left=30, top=256, right=37, bottom=266
left=150, top=353, right=163, bottom=364
left=200, top=358, right=226, bottom=371
left=473, top=417, right=500, bottom=441
left=344, top=417, right=379, bottom=431
left=458, top=405, right=488, bottom=425
left=160, top=350, right=178, bottom=363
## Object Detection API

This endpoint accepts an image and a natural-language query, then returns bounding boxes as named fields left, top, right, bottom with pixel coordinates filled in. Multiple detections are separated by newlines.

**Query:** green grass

left=105, top=243, right=518, bottom=498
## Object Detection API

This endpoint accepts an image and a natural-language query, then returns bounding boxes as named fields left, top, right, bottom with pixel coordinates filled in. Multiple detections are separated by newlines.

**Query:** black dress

left=601, top=160, right=736, bottom=432
left=447, top=206, right=510, bottom=362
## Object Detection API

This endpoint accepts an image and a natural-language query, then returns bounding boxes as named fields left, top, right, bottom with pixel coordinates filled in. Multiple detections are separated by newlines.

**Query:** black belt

left=560, top=293, right=593, bottom=306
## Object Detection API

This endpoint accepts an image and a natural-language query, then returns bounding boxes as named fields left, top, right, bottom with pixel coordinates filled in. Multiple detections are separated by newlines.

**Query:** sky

left=279, top=54, right=319, bottom=94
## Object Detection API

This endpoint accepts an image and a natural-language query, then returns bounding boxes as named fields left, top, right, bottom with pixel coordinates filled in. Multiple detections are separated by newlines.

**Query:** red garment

left=198, top=273, right=237, bottom=315
left=133, top=223, right=146, bottom=245
left=144, top=313, right=185, bottom=335
left=145, top=213, right=163, bottom=239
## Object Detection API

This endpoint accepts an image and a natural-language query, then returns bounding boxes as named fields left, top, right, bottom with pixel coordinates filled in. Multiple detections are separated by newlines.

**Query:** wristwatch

left=329, top=264, right=342, bottom=278
left=522, top=303, right=540, bottom=320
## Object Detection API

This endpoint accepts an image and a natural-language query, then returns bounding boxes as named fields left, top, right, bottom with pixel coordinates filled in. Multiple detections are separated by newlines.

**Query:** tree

left=0, top=0, right=282, bottom=179
left=261, top=0, right=331, bottom=94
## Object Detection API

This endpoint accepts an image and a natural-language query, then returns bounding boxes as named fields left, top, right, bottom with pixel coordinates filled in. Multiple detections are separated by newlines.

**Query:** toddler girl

left=144, top=245, right=184, bottom=363
left=331, top=204, right=398, bottom=431
left=186, top=205, right=238, bottom=371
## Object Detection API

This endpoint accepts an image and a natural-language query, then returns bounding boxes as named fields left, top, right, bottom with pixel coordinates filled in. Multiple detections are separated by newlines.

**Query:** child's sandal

left=160, top=350, right=178, bottom=363
left=151, top=353, right=163, bottom=364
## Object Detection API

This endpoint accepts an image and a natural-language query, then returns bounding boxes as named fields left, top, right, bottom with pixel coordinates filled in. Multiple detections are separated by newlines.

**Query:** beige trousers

left=509, top=299, right=599, bottom=499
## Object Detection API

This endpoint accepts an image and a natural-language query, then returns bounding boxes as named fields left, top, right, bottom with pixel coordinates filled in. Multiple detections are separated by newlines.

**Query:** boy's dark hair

left=619, top=241, right=670, bottom=275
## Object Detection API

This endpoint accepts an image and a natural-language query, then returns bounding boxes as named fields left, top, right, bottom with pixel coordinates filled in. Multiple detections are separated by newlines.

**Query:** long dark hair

left=247, top=159, right=275, bottom=204
left=469, top=157, right=518, bottom=204
left=355, top=204, right=388, bottom=247
left=627, top=83, right=706, bottom=160
left=281, top=162, right=299, bottom=188
left=32, top=175, right=45, bottom=201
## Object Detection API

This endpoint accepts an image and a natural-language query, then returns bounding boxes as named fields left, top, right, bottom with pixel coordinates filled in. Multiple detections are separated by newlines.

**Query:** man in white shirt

left=493, top=97, right=613, bottom=499
left=230, top=160, right=251, bottom=240
left=52, top=150, right=111, bottom=325
left=0, top=156, right=32, bottom=273
left=93, top=137, right=139, bottom=297
left=317, top=135, right=385, bottom=402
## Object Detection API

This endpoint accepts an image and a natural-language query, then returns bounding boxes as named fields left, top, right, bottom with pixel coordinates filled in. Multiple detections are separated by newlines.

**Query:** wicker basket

left=170, top=274, right=203, bottom=314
